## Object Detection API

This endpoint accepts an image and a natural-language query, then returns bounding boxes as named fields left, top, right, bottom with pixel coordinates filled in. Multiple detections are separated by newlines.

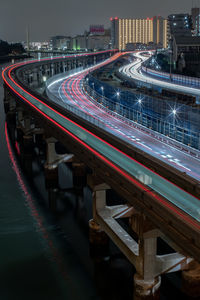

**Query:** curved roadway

left=120, top=51, right=200, bottom=99
left=47, top=56, right=200, bottom=182
left=3, top=54, right=200, bottom=261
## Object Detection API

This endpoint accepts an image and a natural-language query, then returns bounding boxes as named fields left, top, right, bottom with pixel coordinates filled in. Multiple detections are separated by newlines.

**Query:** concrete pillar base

left=89, top=219, right=109, bottom=259
left=182, top=261, right=200, bottom=299
left=44, top=164, right=58, bottom=189
left=134, top=274, right=161, bottom=300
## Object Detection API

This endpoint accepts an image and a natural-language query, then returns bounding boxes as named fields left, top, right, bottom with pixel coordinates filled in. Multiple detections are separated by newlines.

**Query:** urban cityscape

left=1, top=1, right=200, bottom=300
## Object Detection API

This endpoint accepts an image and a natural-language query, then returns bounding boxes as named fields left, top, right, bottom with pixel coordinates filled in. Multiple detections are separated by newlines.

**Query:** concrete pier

left=134, top=274, right=161, bottom=300
left=72, top=162, right=86, bottom=190
left=182, top=260, right=200, bottom=299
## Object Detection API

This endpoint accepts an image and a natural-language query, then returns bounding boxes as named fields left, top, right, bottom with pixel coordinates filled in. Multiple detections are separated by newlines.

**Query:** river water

left=0, top=60, right=186, bottom=300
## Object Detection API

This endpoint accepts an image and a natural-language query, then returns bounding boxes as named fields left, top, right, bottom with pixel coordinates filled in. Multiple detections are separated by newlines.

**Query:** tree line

left=0, top=40, right=25, bottom=56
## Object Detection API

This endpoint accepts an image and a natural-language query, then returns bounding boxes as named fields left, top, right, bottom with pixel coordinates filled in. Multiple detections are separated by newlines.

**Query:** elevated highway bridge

left=2, top=49, right=200, bottom=299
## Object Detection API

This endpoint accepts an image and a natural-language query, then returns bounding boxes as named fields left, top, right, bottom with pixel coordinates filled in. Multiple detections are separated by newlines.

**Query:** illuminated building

left=168, top=14, right=192, bottom=38
left=50, top=36, right=71, bottom=50
left=191, top=7, right=200, bottom=31
left=110, top=16, right=168, bottom=50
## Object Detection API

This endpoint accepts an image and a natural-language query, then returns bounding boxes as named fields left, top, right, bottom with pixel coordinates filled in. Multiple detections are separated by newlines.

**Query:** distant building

left=191, top=7, right=200, bottom=31
left=87, top=35, right=110, bottom=50
left=110, top=16, right=168, bottom=50
left=50, top=36, right=71, bottom=50
left=89, top=25, right=105, bottom=35
left=71, top=35, right=87, bottom=50
left=172, top=35, right=200, bottom=74
left=195, top=14, right=200, bottom=35
left=172, top=35, right=200, bottom=59
left=168, top=14, right=192, bottom=38
left=71, top=26, right=111, bottom=51
left=29, top=41, right=49, bottom=50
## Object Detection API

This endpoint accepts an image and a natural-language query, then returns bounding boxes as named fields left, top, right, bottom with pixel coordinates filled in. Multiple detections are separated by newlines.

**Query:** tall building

left=195, top=14, right=200, bottom=35
left=191, top=7, right=200, bottom=30
left=168, top=14, right=192, bottom=38
left=110, top=16, right=168, bottom=50
left=50, top=36, right=71, bottom=50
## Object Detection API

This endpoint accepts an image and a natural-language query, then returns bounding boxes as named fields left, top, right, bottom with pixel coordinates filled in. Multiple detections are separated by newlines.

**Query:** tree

left=0, top=40, right=9, bottom=56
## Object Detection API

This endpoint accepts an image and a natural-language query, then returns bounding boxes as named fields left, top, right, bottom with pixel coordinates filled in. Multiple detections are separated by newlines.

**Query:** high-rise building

left=191, top=7, right=200, bottom=30
left=195, top=14, right=200, bottom=35
left=50, top=36, right=71, bottom=50
left=110, top=16, right=168, bottom=50
left=168, top=14, right=192, bottom=38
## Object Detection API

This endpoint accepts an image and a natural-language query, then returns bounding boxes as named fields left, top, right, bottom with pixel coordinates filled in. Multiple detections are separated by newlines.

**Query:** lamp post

left=172, top=108, right=176, bottom=138
left=138, top=98, right=142, bottom=124
left=169, top=38, right=173, bottom=81
left=101, top=86, right=104, bottom=105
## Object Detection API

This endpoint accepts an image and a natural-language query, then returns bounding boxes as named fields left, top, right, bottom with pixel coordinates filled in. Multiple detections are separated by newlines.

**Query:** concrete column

left=89, top=185, right=109, bottom=259
left=48, top=188, right=58, bottom=211
left=24, top=116, right=31, bottom=133
left=51, top=64, right=54, bottom=76
left=6, top=111, right=16, bottom=127
left=4, top=99, right=10, bottom=114
left=32, top=71, right=38, bottom=88
left=20, top=134, right=34, bottom=176
left=44, top=138, right=58, bottom=189
left=132, top=215, right=161, bottom=300
left=4, top=89, right=16, bottom=113
left=72, top=162, right=86, bottom=190
left=44, top=165, right=58, bottom=189
left=16, top=126, right=23, bottom=143
left=35, top=132, right=45, bottom=152
left=182, top=260, right=200, bottom=299
left=89, top=219, right=109, bottom=259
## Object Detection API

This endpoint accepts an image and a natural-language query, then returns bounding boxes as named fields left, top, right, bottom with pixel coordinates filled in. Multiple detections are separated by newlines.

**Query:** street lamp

left=172, top=109, right=176, bottom=115
left=171, top=108, right=177, bottom=138
left=92, top=82, right=95, bottom=98
left=101, top=86, right=104, bottom=104
left=137, top=98, right=142, bottom=123
left=169, top=38, right=173, bottom=81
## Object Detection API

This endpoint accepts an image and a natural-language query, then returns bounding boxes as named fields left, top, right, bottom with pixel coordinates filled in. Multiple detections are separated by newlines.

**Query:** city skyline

left=0, top=0, right=196, bottom=42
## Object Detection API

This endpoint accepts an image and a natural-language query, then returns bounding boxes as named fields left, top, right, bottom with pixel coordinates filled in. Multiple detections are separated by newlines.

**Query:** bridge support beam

left=89, top=182, right=193, bottom=300
left=182, top=260, right=200, bottom=299
left=88, top=179, right=110, bottom=258
left=44, top=137, right=59, bottom=189
left=44, top=137, right=74, bottom=198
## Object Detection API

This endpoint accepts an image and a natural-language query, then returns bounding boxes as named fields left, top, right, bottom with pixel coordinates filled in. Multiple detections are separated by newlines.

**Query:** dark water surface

left=0, top=62, right=101, bottom=300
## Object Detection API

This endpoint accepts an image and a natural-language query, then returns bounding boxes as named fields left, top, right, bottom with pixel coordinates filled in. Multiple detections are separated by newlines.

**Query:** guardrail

left=83, top=78, right=200, bottom=155
left=84, top=71, right=200, bottom=151
left=141, top=64, right=200, bottom=89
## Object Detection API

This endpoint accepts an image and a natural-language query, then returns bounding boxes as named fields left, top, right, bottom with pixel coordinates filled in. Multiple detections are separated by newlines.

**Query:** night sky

left=0, top=0, right=195, bottom=42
